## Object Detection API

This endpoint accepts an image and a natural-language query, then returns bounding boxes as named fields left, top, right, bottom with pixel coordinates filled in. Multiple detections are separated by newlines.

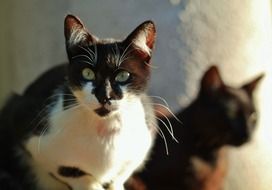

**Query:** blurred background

left=0, top=0, right=271, bottom=189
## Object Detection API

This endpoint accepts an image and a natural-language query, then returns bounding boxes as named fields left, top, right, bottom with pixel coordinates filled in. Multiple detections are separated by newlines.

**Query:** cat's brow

left=111, top=43, right=121, bottom=67
left=71, top=45, right=98, bottom=66
left=117, top=41, right=134, bottom=67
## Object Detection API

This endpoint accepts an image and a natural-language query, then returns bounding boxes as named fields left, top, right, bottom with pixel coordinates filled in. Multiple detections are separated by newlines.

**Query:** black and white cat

left=0, top=15, right=157, bottom=190
left=127, top=65, right=264, bottom=190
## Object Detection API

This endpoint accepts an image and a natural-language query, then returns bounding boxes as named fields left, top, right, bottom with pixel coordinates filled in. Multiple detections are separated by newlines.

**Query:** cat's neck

left=25, top=93, right=154, bottom=190
left=177, top=99, right=223, bottom=159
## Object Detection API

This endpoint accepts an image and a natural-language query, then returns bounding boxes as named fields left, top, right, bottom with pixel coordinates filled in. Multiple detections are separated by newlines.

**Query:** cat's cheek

left=72, top=83, right=99, bottom=108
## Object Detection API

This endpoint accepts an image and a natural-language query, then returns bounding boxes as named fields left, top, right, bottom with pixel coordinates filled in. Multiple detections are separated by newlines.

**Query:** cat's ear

left=64, top=15, right=97, bottom=47
left=200, top=65, right=224, bottom=94
left=241, top=73, right=264, bottom=96
left=123, top=20, right=156, bottom=61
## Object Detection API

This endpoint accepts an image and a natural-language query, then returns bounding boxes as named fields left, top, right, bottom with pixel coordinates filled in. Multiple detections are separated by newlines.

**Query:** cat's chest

left=25, top=100, right=153, bottom=189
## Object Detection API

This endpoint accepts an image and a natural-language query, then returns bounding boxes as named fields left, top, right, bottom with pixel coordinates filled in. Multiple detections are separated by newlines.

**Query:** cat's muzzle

left=94, top=100, right=118, bottom=117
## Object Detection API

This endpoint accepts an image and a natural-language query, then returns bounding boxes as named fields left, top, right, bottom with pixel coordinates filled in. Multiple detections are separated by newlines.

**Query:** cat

left=126, top=65, right=264, bottom=190
left=0, top=14, right=157, bottom=190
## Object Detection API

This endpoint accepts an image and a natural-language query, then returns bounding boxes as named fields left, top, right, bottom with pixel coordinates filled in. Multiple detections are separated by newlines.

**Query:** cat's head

left=195, top=65, right=264, bottom=147
left=64, top=15, right=156, bottom=117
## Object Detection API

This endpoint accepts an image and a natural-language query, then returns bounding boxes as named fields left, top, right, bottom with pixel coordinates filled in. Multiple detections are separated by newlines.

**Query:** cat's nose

left=100, top=97, right=112, bottom=105
left=96, top=93, right=111, bottom=105
left=93, top=87, right=112, bottom=105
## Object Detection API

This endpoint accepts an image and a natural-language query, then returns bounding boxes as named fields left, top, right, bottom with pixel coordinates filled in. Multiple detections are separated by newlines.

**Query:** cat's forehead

left=70, top=42, right=122, bottom=70
left=93, top=42, right=125, bottom=66
left=225, top=87, right=251, bottom=106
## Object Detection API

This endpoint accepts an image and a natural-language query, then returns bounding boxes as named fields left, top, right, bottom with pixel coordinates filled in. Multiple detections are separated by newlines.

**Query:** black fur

left=58, top=166, right=87, bottom=178
left=0, top=15, right=156, bottom=189
left=128, top=66, right=263, bottom=190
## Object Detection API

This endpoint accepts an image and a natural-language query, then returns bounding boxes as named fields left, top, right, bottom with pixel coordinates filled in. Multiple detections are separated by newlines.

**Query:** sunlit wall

left=0, top=0, right=271, bottom=189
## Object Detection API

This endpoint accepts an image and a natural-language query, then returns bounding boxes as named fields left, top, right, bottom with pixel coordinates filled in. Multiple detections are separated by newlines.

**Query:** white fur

left=69, top=27, right=88, bottom=46
left=25, top=87, right=153, bottom=190
left=133, top=32, right=151, bottom=55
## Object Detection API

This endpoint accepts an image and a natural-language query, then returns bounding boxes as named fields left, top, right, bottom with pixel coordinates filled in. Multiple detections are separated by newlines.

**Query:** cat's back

left=0, top=64, right=68, bottom=146
left=23, top=64, right=67, bottom=98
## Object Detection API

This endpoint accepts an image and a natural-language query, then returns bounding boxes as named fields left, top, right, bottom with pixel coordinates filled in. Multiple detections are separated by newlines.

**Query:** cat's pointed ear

left=242, top=73, right=264, bottom=96
left=201, top=65, right=224, bottom=94
left=64, top=15, right=97, bottom=47
left=123, top=20, right=156, bottom=61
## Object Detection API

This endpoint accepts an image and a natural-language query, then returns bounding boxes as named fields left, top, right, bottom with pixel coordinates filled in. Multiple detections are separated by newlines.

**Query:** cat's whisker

left=62, top=103, right=80, bottom=110
left=155, top=110, right=179, bottom=143
left=86, top=46, right=96, bottom=57
left=34, top=114, right=50, bottom=135
left=37, top=123, right=50, bottom=153
left=148, top=95, right=170, bottom=108
left=45, top=93, right=75, bottom=98
left=37, top=102, right=81, bottom=153
left=150, top=121, right=164, bottom=139
left=112, top=43, right=121, bottom=67
left=118, top=49, right=134, bottom=66
left=143, top=61, right=158, bottom=69
left=51, top=104, right=82, bottom=138
left=118, top=41, right=133, bottom=67
left=120, top=41, right=133, bottom=59
left=30, top=102, right=56, bottom=131
left=72, top=54, right=94, bottom=63
left=33, top=100, right=69, bottom=134
left=151, top=121, right=169, bottom=155
left=77, top=60, right=95, bottom=65
left=149, top=102, right=182, bottom=124
left=93, top=44, right=98, bottom=63
left=78, top=45, right=95, bottom=59
left=61, top=97, right=78, bottom=101
left=115, top=43, right=121, bottom=64
left=119, top=56, right=133, bottom=65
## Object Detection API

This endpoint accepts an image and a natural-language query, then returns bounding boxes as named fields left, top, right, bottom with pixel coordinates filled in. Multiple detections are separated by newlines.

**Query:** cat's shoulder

left=23, top=63, right=68, bottom=98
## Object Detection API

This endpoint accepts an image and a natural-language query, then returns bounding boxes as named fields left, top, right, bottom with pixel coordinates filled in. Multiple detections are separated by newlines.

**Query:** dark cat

left=126, top=65, right=264, bottom=190
left=0, top=15, right=157, bottom=190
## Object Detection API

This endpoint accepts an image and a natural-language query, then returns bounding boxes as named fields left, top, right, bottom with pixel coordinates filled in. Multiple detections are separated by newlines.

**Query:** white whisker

left=38, top=123, right=49, bottom=153
left=93, top=44, right=98, bottom=63
left=150, top=121, right=164, bottom=139
left=118, top=41, right=133, bottom=66
left=144, top=61, right=158, bottom=69
left=51, top=104, right=81, bottom=138
left=112, top=43, right=121, bottom=67
left=78, top=45, right=95, bottom=59
left=77, top=60, right=95, bottom=65
left=152, top=120, right=169, bottom=155
left=86, top=46, right=96, bottom=57
left=155, top=110, right=179, bottom=143
left=118, top=49, right=134, bottom=66
left=37, top=102, right=81, bottom=153
left=149, top=102, right=182, bottom=124
left=72, top=54, right=94, bottom=63
left=148, top=95, right=170, bottom=107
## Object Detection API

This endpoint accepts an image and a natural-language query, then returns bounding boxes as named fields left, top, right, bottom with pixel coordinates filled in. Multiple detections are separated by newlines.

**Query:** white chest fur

left=26, top=97, right=153, bottom=190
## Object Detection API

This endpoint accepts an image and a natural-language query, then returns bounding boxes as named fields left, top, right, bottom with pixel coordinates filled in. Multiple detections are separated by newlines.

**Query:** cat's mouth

left=94, top=105, right=118, bottom=117
left=95, top=107, right=111, bottom=117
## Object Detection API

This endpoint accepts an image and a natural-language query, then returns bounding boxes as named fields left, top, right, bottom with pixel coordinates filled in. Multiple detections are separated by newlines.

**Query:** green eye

left=115, top=71, right=130, bottom=83
left=82, top=68, right=95, bottom=80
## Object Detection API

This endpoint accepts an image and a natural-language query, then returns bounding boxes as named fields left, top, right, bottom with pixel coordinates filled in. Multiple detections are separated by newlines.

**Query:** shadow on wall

left=0, top=0, right=271, bottom=189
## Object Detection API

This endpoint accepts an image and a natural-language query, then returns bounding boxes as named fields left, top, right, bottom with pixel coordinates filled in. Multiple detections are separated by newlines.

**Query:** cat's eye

left=82, top=68, right=95, bottom=81
left=115, top=71, right=130, bottom=83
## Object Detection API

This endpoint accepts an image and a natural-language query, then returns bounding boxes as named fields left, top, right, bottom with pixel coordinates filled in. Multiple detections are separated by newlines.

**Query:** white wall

left=0, top=0, right=271, bottom=189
